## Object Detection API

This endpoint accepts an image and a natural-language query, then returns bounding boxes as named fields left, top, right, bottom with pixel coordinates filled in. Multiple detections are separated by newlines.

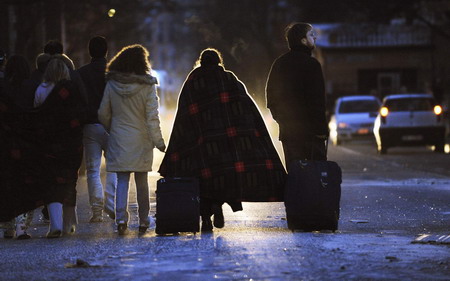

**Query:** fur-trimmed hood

left=106, top=71, right=158, bottom=97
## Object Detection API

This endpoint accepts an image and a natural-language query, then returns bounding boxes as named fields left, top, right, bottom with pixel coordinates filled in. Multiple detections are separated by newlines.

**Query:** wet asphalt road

left=1, top=137, right=449, bottom=280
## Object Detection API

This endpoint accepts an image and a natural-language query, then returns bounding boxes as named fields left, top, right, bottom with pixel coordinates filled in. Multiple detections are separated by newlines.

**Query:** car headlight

left=434, top=105, right=442, bottom=115
left=380, top=107, right=389, bottom=117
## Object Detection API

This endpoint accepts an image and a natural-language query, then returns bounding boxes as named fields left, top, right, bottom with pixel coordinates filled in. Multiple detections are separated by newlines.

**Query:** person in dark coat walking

left=0, top=56, right=86, bottom=238
left=1, top=54, right=34, bottom=239
left=0, top=49, right=6, bottom=97
left=3, top=55, right=32, bottom=109
left=77, top=36, right=117, bottom=223
left=266, top=22, right=329, bottom=165
left=159, top=48, right=286, bottom=232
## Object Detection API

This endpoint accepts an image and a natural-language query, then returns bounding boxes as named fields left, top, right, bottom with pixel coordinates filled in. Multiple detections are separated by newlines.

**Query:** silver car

left=329, top=95, right=381, bottom=145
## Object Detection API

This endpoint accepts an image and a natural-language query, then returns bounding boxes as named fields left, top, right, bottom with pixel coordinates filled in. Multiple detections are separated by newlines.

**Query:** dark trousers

left=282, top=138, right=327, bottom=167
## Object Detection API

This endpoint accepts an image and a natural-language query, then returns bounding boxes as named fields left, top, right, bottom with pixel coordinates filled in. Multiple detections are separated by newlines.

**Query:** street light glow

left=108, top=9, right=116, bottom=18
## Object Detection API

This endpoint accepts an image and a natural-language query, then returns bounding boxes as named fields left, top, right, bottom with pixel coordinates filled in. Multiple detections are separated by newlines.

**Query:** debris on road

left=350, top=219, right=369, bottom=224
left=65, top=258, right=102, bottom=268
left=385, top=256, right=400, bottom=262
left=412, top=234, right=450, bottom=245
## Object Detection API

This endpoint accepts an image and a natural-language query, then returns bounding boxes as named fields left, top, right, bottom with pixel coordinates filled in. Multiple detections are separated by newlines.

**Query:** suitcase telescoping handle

left=296, top=138, right=327, bottom=166
left=303, top=138, right=329, bottom=188
left=316, top=138, right=329, bottom=188
left=310, top=137, right=328, bottom=161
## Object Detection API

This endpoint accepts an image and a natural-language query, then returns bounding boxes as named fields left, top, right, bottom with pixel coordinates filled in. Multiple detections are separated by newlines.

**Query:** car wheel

left=434, top=141, right=445, bottom=153
left=377, top=144, right=388, bottom=154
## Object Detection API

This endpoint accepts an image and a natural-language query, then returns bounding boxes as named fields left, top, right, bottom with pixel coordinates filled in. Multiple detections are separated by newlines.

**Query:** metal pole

left=8, top=4, right=16, bottom=54
left=60, top=0, right=66, bottom=52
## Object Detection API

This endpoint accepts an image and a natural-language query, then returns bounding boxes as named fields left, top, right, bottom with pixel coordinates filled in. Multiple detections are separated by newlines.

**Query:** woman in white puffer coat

left=98, top=44, right=165, bottom=235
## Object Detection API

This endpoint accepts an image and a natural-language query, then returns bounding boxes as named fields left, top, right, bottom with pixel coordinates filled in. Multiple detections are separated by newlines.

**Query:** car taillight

left=338, top=122, right=348, bottom=129
left=434, top=105, right=442, bottom=115
left=380, top=107, right=389, bottom=117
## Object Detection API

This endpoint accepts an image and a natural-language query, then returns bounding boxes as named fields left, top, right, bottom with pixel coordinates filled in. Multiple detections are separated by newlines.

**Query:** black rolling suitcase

left=155, top=177, right=200, bottom=235
left=284, top=156, right=342, bottom=232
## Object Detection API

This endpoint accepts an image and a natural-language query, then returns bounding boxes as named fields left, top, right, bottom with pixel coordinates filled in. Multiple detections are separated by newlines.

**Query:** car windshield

left=384, top=98, right=434, bottom=112
left=338, top=100, right=380, bottom=113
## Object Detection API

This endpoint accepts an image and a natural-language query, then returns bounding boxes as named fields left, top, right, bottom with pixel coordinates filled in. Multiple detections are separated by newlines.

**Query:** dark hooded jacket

left=266, top=44, right=328, bottom=141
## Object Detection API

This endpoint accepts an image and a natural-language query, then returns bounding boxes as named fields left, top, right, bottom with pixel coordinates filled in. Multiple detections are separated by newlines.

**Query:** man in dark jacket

left=266, top=22, right=329, bottom=165
left=77, top=36, right=116, bottom=222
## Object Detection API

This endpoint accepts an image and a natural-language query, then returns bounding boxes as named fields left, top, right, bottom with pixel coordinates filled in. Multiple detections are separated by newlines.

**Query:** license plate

left=402, top=135, right=423, bottom=141
left=357, top=128, right=369, bottom=135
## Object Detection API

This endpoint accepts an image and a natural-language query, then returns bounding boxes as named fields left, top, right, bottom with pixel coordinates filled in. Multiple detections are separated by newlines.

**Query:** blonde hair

left=43, top=56, right=70, bottom=83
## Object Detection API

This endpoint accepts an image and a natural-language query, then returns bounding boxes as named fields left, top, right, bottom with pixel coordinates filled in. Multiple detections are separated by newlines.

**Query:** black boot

left=117, top=222, right=128, bottom=235
left=201, top=216, right=213, bottom=232
left=212, top=204, right=224, bottom=228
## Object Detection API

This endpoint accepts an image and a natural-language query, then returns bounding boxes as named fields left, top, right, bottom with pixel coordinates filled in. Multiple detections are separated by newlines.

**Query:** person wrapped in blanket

left=159, top=48, right=286, bottom=232
left=0, top=55, right=86, bottom=238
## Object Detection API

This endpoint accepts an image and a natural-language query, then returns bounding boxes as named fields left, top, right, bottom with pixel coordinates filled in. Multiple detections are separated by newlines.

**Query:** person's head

left=35, top=53, right=52, bottom=73
left=4, top=55, right=30, bottom=85
left=44, top=39, right=63, bottom=55
left=89, top=36, right=108, bottom=58
left=285, top=22, right=316, bottom=50
left=43, top=56, right=70, bottom=84
left=107, top=44, right=151, bottom=75
left=195, top=48, right=224, bottom=68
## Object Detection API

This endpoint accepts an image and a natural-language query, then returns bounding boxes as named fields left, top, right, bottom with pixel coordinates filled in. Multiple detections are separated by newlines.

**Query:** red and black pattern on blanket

left=158, top=66, right=286, bottom=202
left=0, top=80, right=86, bottom=221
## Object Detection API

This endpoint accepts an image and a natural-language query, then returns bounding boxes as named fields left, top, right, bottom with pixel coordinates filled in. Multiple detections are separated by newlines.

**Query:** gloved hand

left=157, top=144, right=166, bottom=152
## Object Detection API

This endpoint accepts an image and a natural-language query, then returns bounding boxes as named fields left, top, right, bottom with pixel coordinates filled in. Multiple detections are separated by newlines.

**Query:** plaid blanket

left=0, top=80, right=85, bottom=221
left=159, top=66, right=286, bottom=202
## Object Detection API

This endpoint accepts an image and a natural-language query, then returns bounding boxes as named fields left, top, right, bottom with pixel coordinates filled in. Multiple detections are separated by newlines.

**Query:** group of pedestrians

left=0, top=21, right=328, bottom=238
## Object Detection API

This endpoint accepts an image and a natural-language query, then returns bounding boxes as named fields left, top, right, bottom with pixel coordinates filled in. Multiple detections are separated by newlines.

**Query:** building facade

left=316, top=22, right=435, bottom=101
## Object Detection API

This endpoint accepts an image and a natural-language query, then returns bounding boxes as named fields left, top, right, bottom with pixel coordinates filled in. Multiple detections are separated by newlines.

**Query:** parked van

left=373, top=94, right=445, bottom=154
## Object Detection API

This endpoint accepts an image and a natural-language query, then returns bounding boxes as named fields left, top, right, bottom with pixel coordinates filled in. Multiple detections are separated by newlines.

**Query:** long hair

left=43, top=56, right=70, bottom=84
left=285, top=22, right=312, bottom=49
left=194, top=48, right=224, bottom=68
left=4, top=55, right=30, bottom=86
left=107, top=44, right=151, bottom=75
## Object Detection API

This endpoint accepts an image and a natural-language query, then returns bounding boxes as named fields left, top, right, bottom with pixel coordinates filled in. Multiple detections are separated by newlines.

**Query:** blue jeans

left=116, top=172, right=150, bottom=227
left=83, top=124, right=117, bottom=213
